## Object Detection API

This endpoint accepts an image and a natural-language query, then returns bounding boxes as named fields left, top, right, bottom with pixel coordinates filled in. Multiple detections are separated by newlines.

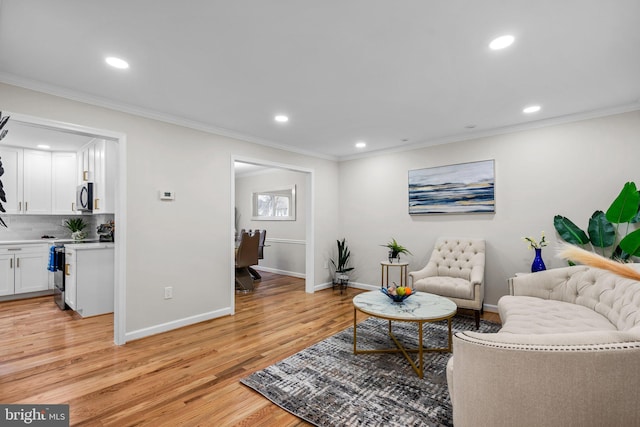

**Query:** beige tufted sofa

left=447, top=265, right=640, bottom=426
left=409, top=237, right=485, bottom=327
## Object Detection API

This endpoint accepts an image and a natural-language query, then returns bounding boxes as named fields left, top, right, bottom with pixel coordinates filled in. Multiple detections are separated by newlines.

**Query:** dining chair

left=235, top=232, right=260, bottom=292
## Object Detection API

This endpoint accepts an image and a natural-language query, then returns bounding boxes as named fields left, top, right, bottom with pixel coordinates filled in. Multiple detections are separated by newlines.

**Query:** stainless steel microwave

left=76, top=182, right=93, bottom=212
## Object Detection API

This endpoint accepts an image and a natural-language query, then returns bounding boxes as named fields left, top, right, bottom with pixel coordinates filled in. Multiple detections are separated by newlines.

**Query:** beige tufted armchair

left=409, top=237, right=485, bottom=328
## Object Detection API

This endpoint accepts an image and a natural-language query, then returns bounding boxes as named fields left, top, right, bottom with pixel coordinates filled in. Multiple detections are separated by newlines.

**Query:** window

left=252, top=185, right=296, bottom=221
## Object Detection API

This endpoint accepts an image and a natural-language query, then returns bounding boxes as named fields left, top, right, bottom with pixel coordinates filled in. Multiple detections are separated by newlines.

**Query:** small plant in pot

left=381, top=238, right=412, bottom=263
left=331, top=238, right=354, bottom=288
left=64, top=218, right=88, bottom=241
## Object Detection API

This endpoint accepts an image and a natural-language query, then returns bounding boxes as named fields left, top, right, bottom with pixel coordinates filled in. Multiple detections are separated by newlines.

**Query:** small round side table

left=380, top=261, right=409, bottom=288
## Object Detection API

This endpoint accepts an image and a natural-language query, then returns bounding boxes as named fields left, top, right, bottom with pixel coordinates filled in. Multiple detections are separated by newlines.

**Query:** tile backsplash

left=0, top=214, right=115, bottom=241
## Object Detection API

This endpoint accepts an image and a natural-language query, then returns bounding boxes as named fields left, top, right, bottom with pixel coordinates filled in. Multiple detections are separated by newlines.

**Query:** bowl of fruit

left=380, top=284, right=413, bottom=302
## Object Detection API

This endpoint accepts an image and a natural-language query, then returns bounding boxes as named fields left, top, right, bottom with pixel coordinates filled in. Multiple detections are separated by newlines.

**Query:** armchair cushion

left=412, top=276, right=475, bottom=299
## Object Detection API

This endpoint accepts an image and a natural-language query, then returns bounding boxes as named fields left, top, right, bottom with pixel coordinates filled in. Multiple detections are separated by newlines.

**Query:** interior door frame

left=230, top=155, right=314, bottom=313
left=7, top=112, right=128, bottom=345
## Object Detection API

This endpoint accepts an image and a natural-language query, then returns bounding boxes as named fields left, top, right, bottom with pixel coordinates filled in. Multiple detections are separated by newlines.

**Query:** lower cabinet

left=65, top=245, right=114, bottom=317
left=0, top=244, right=49, bottom=296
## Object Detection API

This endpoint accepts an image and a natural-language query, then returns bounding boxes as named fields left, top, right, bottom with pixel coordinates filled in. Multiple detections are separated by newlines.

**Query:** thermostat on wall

left=159, top=190, right=175, bottom=200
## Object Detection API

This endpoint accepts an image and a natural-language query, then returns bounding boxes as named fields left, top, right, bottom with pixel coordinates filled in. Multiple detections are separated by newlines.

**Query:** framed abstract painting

left=408, top=160, right=495, bottom=214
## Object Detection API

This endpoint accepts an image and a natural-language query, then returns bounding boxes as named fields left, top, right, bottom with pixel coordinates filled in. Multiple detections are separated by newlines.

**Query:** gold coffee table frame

left=353, top=291, right=457, bottom=379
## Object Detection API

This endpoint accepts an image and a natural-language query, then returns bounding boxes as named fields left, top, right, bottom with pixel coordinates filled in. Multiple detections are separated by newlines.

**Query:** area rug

left=240, top=315, right=501, bottom=427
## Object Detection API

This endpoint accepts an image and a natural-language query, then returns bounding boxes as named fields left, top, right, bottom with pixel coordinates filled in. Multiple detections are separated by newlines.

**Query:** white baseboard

left=125, top=307, right=232, bottom=342
left=254, top=266, right=305, bottom=279
left=483, top=303, right=498, bottom=313
left=314, top=281, right=379, bottom=292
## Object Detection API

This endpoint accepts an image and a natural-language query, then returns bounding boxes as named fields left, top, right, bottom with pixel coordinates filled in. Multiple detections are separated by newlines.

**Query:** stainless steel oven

left=53, top=245, right=67, bottom=310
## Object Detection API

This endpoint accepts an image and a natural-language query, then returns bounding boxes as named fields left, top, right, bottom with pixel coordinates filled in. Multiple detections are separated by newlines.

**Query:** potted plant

left=381, top=238, right=412, bottom=263
left=554, top=181, right=640, bottom=261
left=64, top=218, right=88, bottom=241
left=331, top=238, right=354, bottom=289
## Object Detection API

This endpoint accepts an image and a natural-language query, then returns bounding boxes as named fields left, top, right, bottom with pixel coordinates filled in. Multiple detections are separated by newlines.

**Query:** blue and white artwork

left=408, top=160, right=495, bottom=214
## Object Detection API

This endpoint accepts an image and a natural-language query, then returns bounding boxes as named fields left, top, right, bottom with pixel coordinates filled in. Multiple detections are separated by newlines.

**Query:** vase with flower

left=523, top=232, right=547, bottom=272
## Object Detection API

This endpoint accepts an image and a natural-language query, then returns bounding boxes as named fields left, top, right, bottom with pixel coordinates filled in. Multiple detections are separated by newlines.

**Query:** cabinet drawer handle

left=83, top=170, right=89, bottom=181
left=25, top=202, right=28, bottom=212
left=18, top=201, right=21, bottom=212
left=65, top=264, right=70, bottom=276
left=16, top=258, right=19, bottom=268
left=9, top=258, right=12, bottom=269
left=7, top=248, right=21, bottom=251
left=94, top=199, right=100, bottom=210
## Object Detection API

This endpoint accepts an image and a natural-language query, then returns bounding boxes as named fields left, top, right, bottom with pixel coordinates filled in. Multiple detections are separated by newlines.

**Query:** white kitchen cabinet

left=0, top=147, right=24, bottom=214
left=51, top=152, right=78, bottom=214
left=22, top=149, right=52, bottom=214
left=0, top=244, right=49, bottom=296
left=65, top=244, right=114, bottom=317
left=78, top=139, right=116, bottom=213
left=0, top=254, right=14, bottom=296
left=0, top=146, right=76, bottom=215
left=64, top=248, right=76, bottom=309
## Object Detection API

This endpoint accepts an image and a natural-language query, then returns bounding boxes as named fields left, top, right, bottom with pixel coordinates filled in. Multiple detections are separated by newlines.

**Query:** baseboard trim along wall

left=254, top=266, right=305, bottom=279
left=125, top=307, right=232, bottom=342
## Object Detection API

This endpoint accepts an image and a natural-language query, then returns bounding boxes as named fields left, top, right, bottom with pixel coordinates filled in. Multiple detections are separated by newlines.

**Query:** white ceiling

left=0, top=1, right=639, bottom=160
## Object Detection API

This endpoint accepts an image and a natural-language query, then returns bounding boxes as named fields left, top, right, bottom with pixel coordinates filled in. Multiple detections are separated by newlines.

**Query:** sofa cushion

left=498, top=295, right=617, bottom=334
left=413, top=276, right=474, bottom=299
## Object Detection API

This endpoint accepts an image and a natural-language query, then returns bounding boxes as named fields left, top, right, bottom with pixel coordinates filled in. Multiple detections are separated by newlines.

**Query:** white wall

left=235, top=168, right=307, bottom=277
left=339, top=110, right=640, bottom=307
left=4, top=81, right=638, bottom=333
left=0, top=82, right=339, bottom=339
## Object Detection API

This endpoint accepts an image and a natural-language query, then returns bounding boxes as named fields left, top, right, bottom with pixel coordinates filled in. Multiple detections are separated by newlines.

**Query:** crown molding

left=339, top=102, right=640, bottom=162
left=0, top=73, right=338, bottom=162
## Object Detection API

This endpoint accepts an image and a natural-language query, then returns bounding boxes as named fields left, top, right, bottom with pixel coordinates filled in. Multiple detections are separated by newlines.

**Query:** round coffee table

left=353, top=290, right=457, bottom=378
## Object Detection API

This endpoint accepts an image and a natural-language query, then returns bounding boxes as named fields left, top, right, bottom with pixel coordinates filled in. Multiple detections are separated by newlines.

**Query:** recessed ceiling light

left=355, top=141, right=367, bottom=149
left=36, top=144, right=50, bottom=149
left=274, top=115, right=289, bottom=123
left=523, top=105, right=541, bottom=114
left=489, top=35, right=515, bottom=50
left=105, top=56, right=129, bottom=69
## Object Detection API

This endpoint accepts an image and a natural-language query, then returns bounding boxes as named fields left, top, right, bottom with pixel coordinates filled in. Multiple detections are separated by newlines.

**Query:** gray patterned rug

left=241, top=315, right=501, bottom=427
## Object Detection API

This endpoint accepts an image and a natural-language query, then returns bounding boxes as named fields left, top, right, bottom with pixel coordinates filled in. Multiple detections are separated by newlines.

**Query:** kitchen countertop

left=0, top=239, right=110, bottom=246
left=64, top=242, right=115, bottom=250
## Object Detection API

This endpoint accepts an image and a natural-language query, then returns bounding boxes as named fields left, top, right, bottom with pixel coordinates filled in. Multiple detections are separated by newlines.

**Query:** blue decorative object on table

left=531, top=248, right=546, bottom=272
left=380, top=287, right=412, bottom=302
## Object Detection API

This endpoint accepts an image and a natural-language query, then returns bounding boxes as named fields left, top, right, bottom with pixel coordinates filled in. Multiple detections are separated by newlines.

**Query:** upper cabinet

left=52, top=152, right=79, bottom=214
left=79, top=139, right=116, bottom=214
left=23, top=149, right=52, bottom=214
left=0, top=146, right=23, bottom=214
left=0, top=147, right=77, bottom=215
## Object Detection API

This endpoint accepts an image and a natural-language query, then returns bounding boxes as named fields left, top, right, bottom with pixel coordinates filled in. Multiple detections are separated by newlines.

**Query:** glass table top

left=353, top=290, right=457, bottom=321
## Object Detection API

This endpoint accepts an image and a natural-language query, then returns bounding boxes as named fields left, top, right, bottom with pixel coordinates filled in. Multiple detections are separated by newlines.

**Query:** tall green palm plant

left=554, top=182, right=640, bottom=259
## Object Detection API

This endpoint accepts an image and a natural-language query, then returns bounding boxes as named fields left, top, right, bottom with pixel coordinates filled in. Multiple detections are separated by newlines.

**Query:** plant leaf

left=606, top=182, right=640, bottom=224
left=619, top=229, right=640, bottom=257
left=587, top=211, right=615, bottom=248
left=553, top=215, right=589, bottom=244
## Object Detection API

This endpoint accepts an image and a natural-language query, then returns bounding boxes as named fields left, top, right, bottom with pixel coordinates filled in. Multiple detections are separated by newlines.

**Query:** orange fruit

left=405, top=288, right=412, bottom=295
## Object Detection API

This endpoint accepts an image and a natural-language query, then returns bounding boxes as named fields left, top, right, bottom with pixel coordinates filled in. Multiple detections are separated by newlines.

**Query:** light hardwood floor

left=0, top=273, right=500, bottom=426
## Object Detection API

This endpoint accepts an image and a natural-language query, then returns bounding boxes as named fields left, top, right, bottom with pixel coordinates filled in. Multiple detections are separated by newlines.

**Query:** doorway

left=6, top=112, right=127, bottom=344
left=231, top=156, right=314, bottom=313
